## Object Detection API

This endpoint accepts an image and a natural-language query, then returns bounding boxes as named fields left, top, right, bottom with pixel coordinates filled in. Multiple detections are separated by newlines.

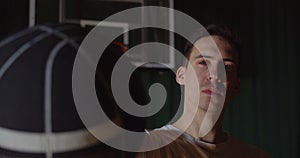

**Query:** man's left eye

left=225, top=64, right=233, bottom=70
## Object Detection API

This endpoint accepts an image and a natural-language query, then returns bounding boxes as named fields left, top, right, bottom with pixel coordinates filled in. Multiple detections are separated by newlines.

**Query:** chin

left=199, top=95, right=224, bottom=112
left=199, top=101, right=224, bottom=113
left=199, top=104, right=209, bottom=111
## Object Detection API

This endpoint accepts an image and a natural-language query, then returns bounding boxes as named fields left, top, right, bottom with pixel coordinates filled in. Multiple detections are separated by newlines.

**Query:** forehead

left=189, top=36, right=239, bottom=62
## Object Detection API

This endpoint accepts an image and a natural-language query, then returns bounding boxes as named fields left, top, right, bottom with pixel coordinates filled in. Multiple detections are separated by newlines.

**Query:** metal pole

left=29, top=0, right=36, bottom=27
left=59, top=0, right=66, bottom=23
left=169, top=0, right=175, bottom=68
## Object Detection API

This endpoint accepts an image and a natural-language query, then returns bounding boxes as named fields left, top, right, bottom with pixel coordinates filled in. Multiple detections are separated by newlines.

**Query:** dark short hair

left=183, top=24, right=241, bottom=71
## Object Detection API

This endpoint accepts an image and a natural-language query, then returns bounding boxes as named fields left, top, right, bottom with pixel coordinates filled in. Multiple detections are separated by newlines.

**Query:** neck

left=173, top=101, right=227, bottom=144
left=199, top=112, right=227, bottom=144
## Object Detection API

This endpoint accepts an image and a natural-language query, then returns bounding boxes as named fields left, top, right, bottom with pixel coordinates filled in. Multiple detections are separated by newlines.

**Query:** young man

left=137, top=24, right=271, bottom=158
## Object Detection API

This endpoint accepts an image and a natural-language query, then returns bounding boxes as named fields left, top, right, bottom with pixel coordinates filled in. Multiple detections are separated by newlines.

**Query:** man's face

left=176, top=35, right=240, bottom=112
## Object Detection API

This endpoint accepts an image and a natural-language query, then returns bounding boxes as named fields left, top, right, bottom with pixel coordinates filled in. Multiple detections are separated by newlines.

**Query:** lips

left=202, top=88, right=220, bottom=96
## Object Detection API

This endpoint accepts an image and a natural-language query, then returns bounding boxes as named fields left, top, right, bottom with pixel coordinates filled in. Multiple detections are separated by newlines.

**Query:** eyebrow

left=195, top=54, right=213, bottom=59
left=195, top=54, right=237, bottom=64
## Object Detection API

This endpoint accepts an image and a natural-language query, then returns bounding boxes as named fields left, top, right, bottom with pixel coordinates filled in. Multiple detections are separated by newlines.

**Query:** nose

left=206, top=62, right=226, bottom=82
left=207, top=75, right=222, bottom=83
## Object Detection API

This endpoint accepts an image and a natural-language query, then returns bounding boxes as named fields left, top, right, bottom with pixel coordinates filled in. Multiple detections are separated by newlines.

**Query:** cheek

left=185, top=66, right=209, bottom=86
left=225, top=71, right=238, bottom=85
left=195, top=69, right=209, bottom=84
left=226, top=70, right=238, bottom=79
left=225, top=80, right=238, bottom=94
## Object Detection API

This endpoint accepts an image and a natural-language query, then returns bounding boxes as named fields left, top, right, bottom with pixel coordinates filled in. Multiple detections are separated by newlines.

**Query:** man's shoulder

left=228, top=136, right=272, bottom=158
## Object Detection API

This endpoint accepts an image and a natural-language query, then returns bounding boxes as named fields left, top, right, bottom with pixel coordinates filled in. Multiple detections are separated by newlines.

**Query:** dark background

left=0, top=0, right=299, bottom=157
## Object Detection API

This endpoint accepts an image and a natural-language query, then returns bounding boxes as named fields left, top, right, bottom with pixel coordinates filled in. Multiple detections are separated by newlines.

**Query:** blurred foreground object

left=0, top=24, right=129, bottom=158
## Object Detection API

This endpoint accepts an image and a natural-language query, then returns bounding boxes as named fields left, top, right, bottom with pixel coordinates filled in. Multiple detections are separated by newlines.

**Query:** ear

left=176, top=66, right=185, bottom=85
left=233, top=78, right=241, bottom=95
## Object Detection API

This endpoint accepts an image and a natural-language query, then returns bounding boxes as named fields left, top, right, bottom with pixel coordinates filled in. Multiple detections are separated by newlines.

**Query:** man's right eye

left=199, top=60, right=207, bottom=65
